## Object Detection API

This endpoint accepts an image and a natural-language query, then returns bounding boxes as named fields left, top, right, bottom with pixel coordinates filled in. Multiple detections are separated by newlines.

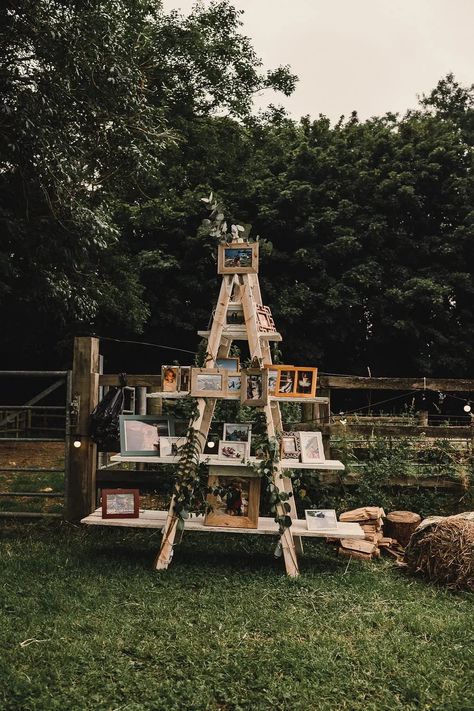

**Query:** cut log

left=339, top=506, right=385, bottom=522
left=340, top=539, right=377, bottom=554
left=378, top=537, right=393, bottom=547
left=385, top=510, right=422, bottom=547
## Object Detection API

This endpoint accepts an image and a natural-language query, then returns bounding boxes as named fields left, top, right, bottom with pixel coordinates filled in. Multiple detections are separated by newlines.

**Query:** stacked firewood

left=336, top=506, right=397, bottom=561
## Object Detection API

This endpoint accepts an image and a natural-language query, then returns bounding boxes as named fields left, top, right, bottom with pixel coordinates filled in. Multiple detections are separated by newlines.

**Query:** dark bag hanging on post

left=89, top=374, right=126, bottom=452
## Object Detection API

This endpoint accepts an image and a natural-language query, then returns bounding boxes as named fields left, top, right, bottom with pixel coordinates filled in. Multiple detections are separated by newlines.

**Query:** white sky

left=162, top=0, right=474, bottom=122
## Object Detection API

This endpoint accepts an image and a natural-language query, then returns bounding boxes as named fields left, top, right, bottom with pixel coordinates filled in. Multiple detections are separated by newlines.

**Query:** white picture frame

left=305, top=509, right=337, bottom=530
left=222, top=423, right=252, bottom=443
left=218, top=440, right=249, bottom=461
left=159, top=436, right=186, bottom=458
left=298, top=431, right=325, bottom=463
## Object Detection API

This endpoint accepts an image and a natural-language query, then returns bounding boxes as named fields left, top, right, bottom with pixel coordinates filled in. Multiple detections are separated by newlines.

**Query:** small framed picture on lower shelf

left=205, top=473, right=260, bottom=529
left=305, top=509, right=337, bottom=530
left=159, top=436, right=186, bottom=458
left=218, top=441, right=248, bottom=461
left=102, top=489, right=139, bottom=519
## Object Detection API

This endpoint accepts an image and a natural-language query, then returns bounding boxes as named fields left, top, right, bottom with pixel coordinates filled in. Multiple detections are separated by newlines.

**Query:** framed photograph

left=294, top=367, right=318, bottom=398
left=161, top=365, right=179, bottom=392
left=226, top=306, right=245, bottom=325
left=159, top=436, right=186, bottom=458
left=226, top=373, right=242, bottom=396
left=203, top=433, right=220, bottom=456
left=179, top=366, right=191, bottom=393
left=280, top=431, right=301, bottom=461
left=223, top=422, right=252, bottom=443
left=120, top=415, right=174, bottom=456
left=215, top=356, right=240, bottom=371
left=218, top=440, right=248, bottom=461
left=305, top=509, right=337, bottom=530
left=264, top=366, right=279, bottom=395
left=298, top=431, right=325, bottom=464
left=217, top=242, right=259, bottom=274
left=276, top=366, right=297, bottom=397
left=241, top=368, right=268, bottom=407
left=204, top=474, right=261, bottom=529
left=256, top=305, right=276, bottom=332
left=102, top=488, right=139, bottom=519
left=190, top=368, right=226, bottom=397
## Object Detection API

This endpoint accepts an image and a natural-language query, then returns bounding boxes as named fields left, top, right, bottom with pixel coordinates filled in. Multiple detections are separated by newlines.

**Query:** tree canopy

left=0, top=0, right=472, bottom=378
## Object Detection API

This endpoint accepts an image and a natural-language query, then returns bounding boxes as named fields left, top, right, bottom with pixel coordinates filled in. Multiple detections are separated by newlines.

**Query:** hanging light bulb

left=463, top=402, right=472, bottom=413
left=73, top=438, right=82, bottom=448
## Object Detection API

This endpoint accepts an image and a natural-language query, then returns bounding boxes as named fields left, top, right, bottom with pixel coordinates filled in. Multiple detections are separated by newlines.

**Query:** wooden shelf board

left=109, top=454, right=344, bottom=470
left=197, top=329, right=282, bottom=342
left=146, top=392, right=329, bottom=404
left=81, top=508, right=364, bottom=539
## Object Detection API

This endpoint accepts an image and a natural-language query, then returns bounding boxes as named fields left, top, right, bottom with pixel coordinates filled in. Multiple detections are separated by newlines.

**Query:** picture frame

left=222, top=422, right=252, bottom=443
left=217, top=242, right=259, bottom=275
left=159, top=436, right=186, bottom=458
left=305, top=509, right=337, bottom=531
left=218, top=440, right=248, bottom=461
left=190, top=368, right=227, bottom=398
left=275, top=366, right=297, bottom=397
left=161, top=365, right=179, bottom=392
left=294, top=367, right=318, bottom=398
left=256, top=305, right=276, bottom=332
left=298, top=431, right=325, bottom=464
left=215, top=356, right=240, bottom=371
left=204, top=473, right=261, bottom=529
left=241, top=368, right=268, bottom=407
left=101, top=488, right=139, bottom=519
left=264, top=365, right=279, bottom=395
left=280, top=431, right=301, bottom=461
left=226, top=372, right=242, bottom=396
left=226, top=306, right=245, bottom=325
left=179, top=366, right=191, bottom=393
left=203, top=433, right=220, bottom=456
left=119, top=415, right=174, bottom=456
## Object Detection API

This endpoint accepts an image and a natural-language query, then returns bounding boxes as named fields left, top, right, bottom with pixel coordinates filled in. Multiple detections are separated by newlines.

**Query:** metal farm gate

left=0, top=371, right=72, bottom=519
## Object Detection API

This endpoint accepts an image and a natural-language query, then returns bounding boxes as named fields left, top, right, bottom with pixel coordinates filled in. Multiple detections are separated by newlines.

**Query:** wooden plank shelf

left=109, top=454, right=345, bottom=470
left=81, top=508, right=364, bottom=539
left=197, top=329, right=282, bottom=342
left=145, top=391, right=329, bottom=404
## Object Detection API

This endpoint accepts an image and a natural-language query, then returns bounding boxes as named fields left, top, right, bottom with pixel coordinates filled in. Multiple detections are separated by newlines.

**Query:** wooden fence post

left=65, top=337, right=100, bottom=521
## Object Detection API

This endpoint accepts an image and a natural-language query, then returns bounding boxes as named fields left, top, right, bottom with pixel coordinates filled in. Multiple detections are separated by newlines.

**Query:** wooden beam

left=319, top=375, right=474, bottom=391
left=321, top=423, right=473, bottom=438
left=65, top=337, right=99, bottom=521
left=99, top=374, right=162, bottom=387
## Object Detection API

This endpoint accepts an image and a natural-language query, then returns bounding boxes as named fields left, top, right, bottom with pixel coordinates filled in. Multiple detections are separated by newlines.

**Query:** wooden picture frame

left=305, top=509, right=337, bottom=530
left=217, top=242, right=259, bottom=275
left=215, top=356, right=240, bottom=371
left=179, top=366, right=191, bottom=393
left=119, top=415, right=174, bottom=456
left=204, top=472, right=260, bottom=529
left=264, top=365, right=279, bottom=395
left=294, top=367, right=318, bottom=398
left=161, top=365, right=179, bottom=392
left=275, top=366, right=297, bottom=397
left=222, top=423, right=252, bottom=443
left=298, top=431, right=325, bottom=464
left=101, top=488, right=139, bottom=519
left=218, top=440, right=248, bottom=461
left=256, top=305, right=276, bottom=332
left=190, top=368, right=227, bottom=398
left=280, top=431, right=301, bottom=461
left=226, top=372, right=242, bottom=397
left=241, top=368, right=268, bottom=407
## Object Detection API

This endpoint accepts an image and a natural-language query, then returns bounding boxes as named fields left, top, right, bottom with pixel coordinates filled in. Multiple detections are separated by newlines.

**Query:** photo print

left=223, top=423, right=252, bottom=443
left=204, top=474, right=260, bottom=529
left=161, top=365, right=179, bottom=392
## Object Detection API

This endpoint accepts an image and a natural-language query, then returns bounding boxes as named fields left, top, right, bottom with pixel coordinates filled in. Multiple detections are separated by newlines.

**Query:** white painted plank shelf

left=81, top=508, right=364, bottom=539
left=109, top=454, right=345, bottom=470
left=145, top=392, right=329, bottom=404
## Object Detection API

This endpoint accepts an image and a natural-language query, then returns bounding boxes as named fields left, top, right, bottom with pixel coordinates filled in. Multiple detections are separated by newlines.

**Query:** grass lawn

left=1, top=521, right=473, bottom=711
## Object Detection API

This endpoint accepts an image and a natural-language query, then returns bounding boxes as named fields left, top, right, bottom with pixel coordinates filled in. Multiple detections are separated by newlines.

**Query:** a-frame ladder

left=154, top=270, right=300, bottom=576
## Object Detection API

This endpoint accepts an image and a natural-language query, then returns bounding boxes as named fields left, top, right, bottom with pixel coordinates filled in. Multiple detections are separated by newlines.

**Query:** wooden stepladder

left=154, top=268, right=301, bottom=577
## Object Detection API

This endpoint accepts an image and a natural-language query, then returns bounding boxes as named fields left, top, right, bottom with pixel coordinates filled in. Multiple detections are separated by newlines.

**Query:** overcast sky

left=162, top=0, right=474, bottom=122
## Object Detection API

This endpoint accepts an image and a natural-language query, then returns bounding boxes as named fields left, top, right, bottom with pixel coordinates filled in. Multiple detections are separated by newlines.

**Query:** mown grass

left=1, top=521, right=473, bottom=711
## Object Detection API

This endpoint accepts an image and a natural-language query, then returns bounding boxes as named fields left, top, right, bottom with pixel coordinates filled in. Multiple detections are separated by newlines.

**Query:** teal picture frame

left=119, top=415, right=175, bottom=457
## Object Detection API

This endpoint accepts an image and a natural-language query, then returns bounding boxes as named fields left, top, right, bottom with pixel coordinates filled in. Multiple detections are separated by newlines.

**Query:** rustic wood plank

left=319, top=375, right=474, bottom=391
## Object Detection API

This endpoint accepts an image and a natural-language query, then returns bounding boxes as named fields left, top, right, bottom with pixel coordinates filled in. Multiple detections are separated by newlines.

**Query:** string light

left=464, top=402, right=472, bottom=413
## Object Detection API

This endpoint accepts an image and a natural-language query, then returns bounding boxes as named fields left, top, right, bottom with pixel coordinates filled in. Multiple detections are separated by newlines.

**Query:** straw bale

left=404, top=514, right=474, bottom=591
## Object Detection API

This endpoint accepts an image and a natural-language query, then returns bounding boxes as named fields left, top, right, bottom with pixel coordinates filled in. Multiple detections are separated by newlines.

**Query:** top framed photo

left=190, top=368, right=227, bottom=398
left=217, top=242, right=259, bottom=274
